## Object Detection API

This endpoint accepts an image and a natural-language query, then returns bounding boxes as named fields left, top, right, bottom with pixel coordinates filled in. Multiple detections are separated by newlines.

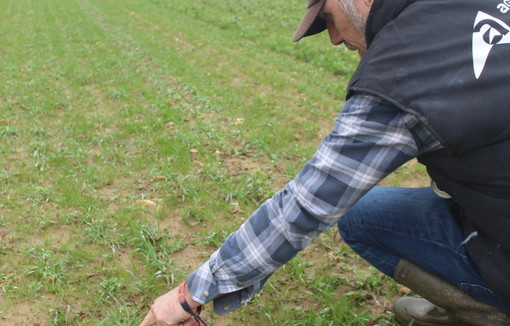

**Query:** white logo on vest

left=472, top=11, right=510, bottom=79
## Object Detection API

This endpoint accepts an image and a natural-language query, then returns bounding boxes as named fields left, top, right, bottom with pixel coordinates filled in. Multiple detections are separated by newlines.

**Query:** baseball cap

left=292, top=0, right=327, bottom=42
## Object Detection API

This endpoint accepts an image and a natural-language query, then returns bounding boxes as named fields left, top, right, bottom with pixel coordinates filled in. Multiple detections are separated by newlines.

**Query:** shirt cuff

left=186, top=253, right=269, bottom=315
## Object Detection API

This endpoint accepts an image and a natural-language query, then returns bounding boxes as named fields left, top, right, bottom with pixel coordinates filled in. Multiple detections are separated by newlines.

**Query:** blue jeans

left=338, top=186, right=510, bottom=313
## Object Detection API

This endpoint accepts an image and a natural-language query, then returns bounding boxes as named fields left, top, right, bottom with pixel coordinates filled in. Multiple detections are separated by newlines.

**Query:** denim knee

left=337, top=209, right=362, bottom=247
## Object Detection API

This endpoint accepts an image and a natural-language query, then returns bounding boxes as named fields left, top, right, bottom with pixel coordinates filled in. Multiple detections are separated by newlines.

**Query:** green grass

left=0, top=0, right=429, bottom=324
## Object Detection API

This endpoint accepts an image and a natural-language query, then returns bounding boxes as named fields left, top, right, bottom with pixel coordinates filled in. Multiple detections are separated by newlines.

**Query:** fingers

left=182, top=319, right=199, bottom=326
left=139, top=309, right=196, bottom=326
left=139, top=311, right=156, bottom=326
left=176, top=318, right=199, bottom=326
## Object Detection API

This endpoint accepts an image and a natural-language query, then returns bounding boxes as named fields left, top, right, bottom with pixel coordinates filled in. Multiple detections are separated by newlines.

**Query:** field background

left=0, top=0, right=429, bottom=325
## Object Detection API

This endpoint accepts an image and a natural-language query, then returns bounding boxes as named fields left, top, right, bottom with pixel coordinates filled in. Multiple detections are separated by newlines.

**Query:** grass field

left=0, top=0, right=429, bottom=324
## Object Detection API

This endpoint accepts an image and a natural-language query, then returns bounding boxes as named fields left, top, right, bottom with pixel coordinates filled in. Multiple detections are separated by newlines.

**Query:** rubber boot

left=393, top=259, right=510, bottom=326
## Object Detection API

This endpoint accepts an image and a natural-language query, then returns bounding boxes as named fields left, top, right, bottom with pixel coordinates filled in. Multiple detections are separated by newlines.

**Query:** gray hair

left=336, top=0, right=367, bottom=33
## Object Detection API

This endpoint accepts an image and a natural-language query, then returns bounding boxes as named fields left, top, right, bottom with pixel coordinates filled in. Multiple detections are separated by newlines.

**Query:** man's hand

left=140, top=284, right=201, bottom=326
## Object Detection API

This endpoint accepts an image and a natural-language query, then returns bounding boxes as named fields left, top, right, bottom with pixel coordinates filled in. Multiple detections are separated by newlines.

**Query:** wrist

left=178, top=281, right=207, bottom=326
left=182, top=281, right=201, bottom=310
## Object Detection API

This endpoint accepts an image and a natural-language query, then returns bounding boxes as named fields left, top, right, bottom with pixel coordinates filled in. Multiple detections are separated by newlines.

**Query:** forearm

left=186, top=190, right=313, bottom=313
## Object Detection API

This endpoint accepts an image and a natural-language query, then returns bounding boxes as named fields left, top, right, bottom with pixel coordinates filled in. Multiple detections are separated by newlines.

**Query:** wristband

left=178, top=281, right=207, bottom=326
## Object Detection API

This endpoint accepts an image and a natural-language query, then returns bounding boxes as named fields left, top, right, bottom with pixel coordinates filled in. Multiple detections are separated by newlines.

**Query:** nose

left=327, top=21, right=343, bottom=45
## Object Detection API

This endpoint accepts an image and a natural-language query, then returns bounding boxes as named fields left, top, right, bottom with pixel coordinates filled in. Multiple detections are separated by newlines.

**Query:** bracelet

left=178, top=281, right=207, bottom=326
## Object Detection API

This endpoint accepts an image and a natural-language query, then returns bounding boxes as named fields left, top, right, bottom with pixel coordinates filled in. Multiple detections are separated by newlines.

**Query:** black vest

left=348, top=0, right=510, bottom=305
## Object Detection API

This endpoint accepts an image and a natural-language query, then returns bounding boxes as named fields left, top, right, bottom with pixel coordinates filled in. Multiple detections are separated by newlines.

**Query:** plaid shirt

left=187, top=94, right=443, bottom=314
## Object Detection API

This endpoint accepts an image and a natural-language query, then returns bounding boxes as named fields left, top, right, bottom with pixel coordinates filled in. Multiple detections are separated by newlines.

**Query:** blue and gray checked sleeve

left=186, top=94, right=442, bottom=314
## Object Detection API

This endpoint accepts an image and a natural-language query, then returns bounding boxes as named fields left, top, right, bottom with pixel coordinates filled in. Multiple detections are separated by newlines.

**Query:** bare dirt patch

left=0, top=300, right=49, bottom=326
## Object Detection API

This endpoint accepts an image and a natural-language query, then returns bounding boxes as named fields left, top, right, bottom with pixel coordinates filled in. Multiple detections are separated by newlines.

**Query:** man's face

left=319, top=0, right=373, bottom=56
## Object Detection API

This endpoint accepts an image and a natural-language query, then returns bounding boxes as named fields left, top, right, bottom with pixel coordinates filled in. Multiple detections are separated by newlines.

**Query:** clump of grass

left=25, top=246, right=70, bottom=294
